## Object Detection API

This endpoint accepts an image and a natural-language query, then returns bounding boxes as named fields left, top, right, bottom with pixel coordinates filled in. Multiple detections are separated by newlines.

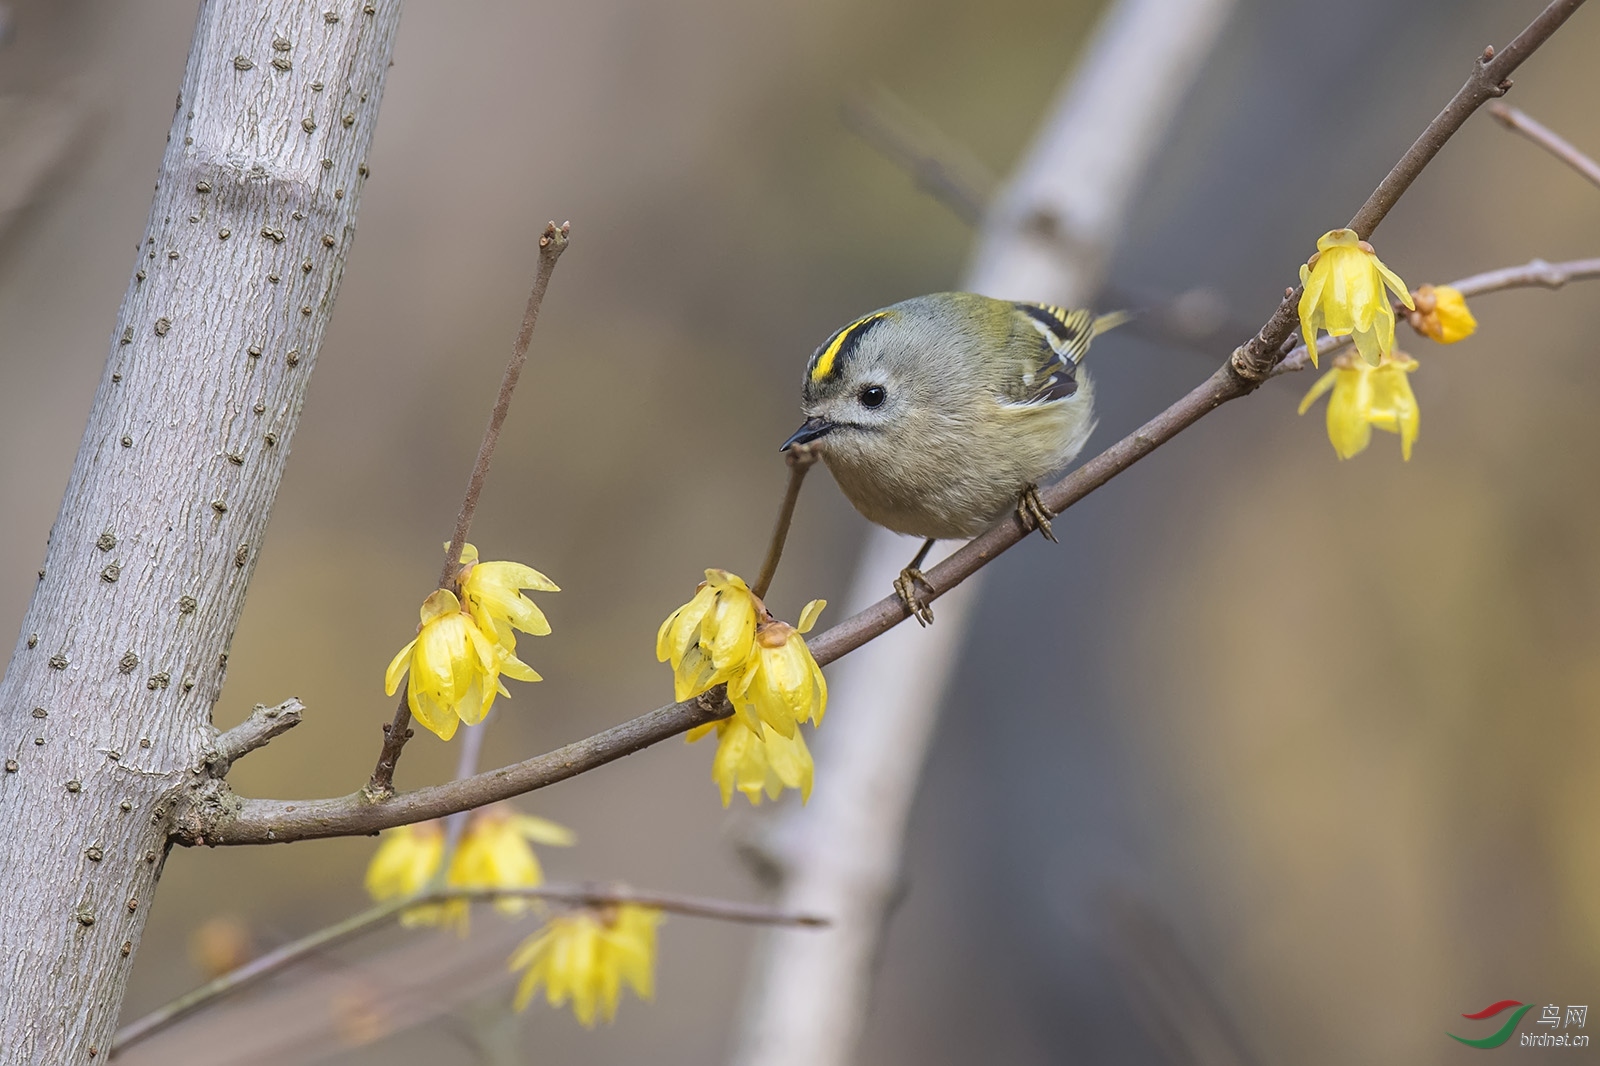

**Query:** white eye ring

left=859, top=384, right=887, bottom=408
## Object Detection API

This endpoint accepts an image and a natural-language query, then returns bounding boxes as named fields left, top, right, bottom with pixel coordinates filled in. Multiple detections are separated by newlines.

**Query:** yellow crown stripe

left=810, top=311, right=891, bottom=383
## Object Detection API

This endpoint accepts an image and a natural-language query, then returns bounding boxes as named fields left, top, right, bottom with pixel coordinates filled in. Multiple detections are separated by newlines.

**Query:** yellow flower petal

left=1324, top=367, right=1374, bottom=459
left=511, top=814, right=577, bottom=848
left=1297, top=369, right=1338, bottom=416
left=1298, top=352, right=1420, bottom=461
left=1298, top=229, right=1410, bottom=367
left=657, top=583, right=717, bottom=666
left=419, top=588, right=461, bottom=624
left=509, top=906, right=659, bottom=1026
left=796, top=599, right=827, bottom=634
left=384, top=638, right=417, bottom=697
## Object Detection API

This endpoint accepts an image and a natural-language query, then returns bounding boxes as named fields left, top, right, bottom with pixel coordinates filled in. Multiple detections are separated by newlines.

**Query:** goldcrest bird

left=781, top=292, right=1127, bottom=625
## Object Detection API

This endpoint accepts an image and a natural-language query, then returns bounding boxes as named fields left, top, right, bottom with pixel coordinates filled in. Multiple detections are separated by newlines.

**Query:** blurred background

left=1, top=0, right=1598, bottom=1062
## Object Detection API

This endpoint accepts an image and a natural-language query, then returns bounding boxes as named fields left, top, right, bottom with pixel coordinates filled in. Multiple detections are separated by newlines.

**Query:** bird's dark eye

left=859, top=385, right=887, bottom=408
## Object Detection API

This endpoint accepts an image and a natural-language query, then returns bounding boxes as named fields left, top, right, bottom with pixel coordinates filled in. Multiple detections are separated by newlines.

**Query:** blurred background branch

left=113, top=882, right=826, bottom=1058
left=1488, top=102, right=1600, bottom=188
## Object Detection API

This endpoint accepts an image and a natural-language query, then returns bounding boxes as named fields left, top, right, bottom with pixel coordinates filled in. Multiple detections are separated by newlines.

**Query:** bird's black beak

left=781, top=416, right=835, bottom=451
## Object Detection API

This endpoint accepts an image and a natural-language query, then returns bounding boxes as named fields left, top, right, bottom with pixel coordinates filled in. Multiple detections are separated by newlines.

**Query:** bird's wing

left=1003, top=302, right=1099, bottom=405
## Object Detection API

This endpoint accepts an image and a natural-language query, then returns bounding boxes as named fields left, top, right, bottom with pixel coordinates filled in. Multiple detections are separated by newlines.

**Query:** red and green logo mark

left=1449, top=1000, right=1535, bottom=1049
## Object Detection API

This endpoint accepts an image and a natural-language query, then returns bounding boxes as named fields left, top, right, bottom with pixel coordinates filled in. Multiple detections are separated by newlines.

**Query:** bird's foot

left=1017, top=484, right=1057, bottom=543
left=894, top=567, right=936, bottom=627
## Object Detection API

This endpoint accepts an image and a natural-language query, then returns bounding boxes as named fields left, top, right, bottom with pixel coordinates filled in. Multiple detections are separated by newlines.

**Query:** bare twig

left=206, top=700, right=304, bottom=776
left=367, top=222, right=571, bottom=799
left=109, top=883, right=825, bottom=1057
left=1489, top=102, right=1600, bottom=189
left=841, top=85, right=994, bottom=225
left=752, top=445, right=818, bottom=601
left=1453, top=255, right=1600, bottom=295
left=185, top=0, right=1587, bottom=849
left=1230, top=0, right=1586, bottom=382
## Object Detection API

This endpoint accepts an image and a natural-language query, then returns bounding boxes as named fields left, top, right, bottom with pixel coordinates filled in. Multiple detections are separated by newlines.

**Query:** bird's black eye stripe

left=859, top=385, right=887, bottom=408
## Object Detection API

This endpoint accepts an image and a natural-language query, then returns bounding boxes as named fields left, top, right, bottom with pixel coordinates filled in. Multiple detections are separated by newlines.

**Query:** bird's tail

left=1091, top=309, right=1134, bottom=337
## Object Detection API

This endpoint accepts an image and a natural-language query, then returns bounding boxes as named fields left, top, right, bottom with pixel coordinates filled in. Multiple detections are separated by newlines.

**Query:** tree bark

left=0, top=2, right=401, bottom=1060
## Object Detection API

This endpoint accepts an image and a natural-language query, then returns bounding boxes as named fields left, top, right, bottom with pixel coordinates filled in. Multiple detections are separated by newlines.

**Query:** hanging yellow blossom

left=1406, top=283, right=1477, bottom=343
left=385, top=589, right=539, bottom=741
left=453, top=542, right=559, bottom=653
left=1298, top=228, right=1413, bottom=366
left=364, top=808, right=574, bottom=932
left=656, top=570, right=761, bottom=701
left=1298, top=350, right=1420, bottom=460
left=449, top=807, right=575, bottom=919
left=729, top=600, right=827, bottom=738
left=661, top=572, right=828, bottom=803
left=510, top=904, right=663, bottom=1026
left=363, top=821, right=459, bottom=928
left=687, top=716, right=815, bottom=806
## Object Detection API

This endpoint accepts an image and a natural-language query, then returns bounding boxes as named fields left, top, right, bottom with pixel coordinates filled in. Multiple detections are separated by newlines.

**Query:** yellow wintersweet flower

left=385, top=589, right=539, bottom=741
left=687, top=716, right=814, bottom=806
left=656, top=570, right=761, bottom=701
left=363, top=820, right=462, bottom=928
left=1297, top=351, right=1420, bottom=460
left=449, top=807, right=575, bottom=919
left=454, top=542, right=558, bottom=653
left=364, top=808, right=574, bottom=932
left=1298, top=229, right=1413, bottom=366
left=510, top=904, right=663, bottom=1026
left=1406, top=283, right=1477, bottom=343
left=730, top=600, right=827, bottom=738
left=661, top=573, right=829, bottom=803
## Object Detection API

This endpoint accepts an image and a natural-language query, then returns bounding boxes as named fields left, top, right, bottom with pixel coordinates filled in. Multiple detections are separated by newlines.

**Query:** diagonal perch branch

left=206, top=699, right=305, bottom=777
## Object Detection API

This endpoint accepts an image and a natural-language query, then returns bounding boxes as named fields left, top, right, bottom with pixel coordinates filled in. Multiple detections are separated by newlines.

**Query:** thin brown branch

left=1453, top=255, right=1600, bottom=295
left=1489, top=102, right=1600, bottom=189
left=367, top=221, right=571, bottom=800
left=207, top=699, right=304, bottom=776
left=1230, top=0, right=1586, bottom=381
left=109, top=882, right=824, bottom=1057
left=752, top=445, right=818, bottom=601
left=189, top=3, right=1585, bottom=848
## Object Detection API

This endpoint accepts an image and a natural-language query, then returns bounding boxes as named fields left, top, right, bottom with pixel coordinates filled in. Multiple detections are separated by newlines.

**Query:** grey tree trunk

left=0, top=2, right=402, bottom=1060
